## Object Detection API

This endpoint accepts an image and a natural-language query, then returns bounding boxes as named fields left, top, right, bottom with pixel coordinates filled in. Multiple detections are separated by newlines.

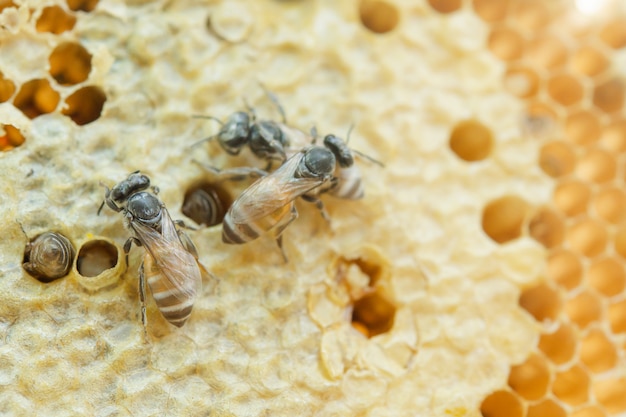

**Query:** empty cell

left=36, top=6, right=76, bottom=34
left=600, top=120, right=626, bottom=152
left=547, top=249, right=583, bottom=290
left=61, top=86, right=106, bottom=126
left=571, top=45, right=610, bottom=77
left=567, top=218, right=608, bottom=257
left=527, top=398, right=566, bottom=417
left=511, top=1, right=551, bottom=31
left=580, top=328, right=618, bottom=373
left=565, top=110, right=601, bottom=146
left=593, top=79, right=625, bottom=114
left=547, top=73, right=585, bottom=107
left=553, top=180, right=590, bottom=217
left=565, top=290, right=603, bottom=329
left=599, top=19, right=626, bottom=49
left=527, top=207, right=565, bottom=249
left=614, top=227, right=626, bottom=259
left=487, top=27, right=524, bottom=61
left=427, top=0, right=461, bottom=14
left=0, top=71, right=15, bottom=102
left=525, top=35, right=568, bottom=69
left=359, top=1, right=399, bottom=34
left=593, top=378, right=626, bottom=414
left=0, top=124, right=25, bottom=151
left=0, top=1, right=16, bottom=12
left=351, top=291, right=396, bottom=337
left=66, top=0, right=98, bottom=12
left=449, top=120, right=493, bottom=161
left=576, top=148, right=616, bottom=183
left=480, top=390, right=524, bottom=417
left=539, top=141, right=576, bottom=178
left=552, top=364, right=590, bottom=406
left=13, top=79, right=60, bottom=119
left=472, top=0, right=510, bottom=22
left=507, top=353, right=550, bottom=400
left=588, top=256, right=626, bottom=297
left=608, top=300, right=626, bottom=333
left=504, top=66, right=540, bottom=98
left=519, top=283, right=562, bottom=323
left=481, top=196, right=528, bottom=244
left=571, top=406, right=607, bottom=417
left=538, top=322, right=577, bottom=364
left=592, top=187, right=626, bottom=224
left=49, top=42, right=92, bottom=85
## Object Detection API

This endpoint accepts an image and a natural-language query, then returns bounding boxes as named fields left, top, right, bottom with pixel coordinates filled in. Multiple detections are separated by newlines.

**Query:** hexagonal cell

left=49, top=42, right=92, bottom=85
left=487, top=26, right=524, bottom=61
left=504, top=65, right=540, bottom=98
left=66, top=0, right=98, bottom=12
left=614, top=227, right=626, bottom=260
left=571, top=406, right=607, bottom=417
left=571, top=45, right=610, bottom=77
left=539, top=141, right=576, bottom=178
left=527, top=398, right=566, bottom=417
left=587, top=257, right=626, bottom=297
left=608, top=299, right=626, bottom=333
left=580, top=328, right=618, bottom=373
left=599, top=19, right=626, bottom=49
left=351, top=290, right=396, bottom=338
left=13, top=78, right=60, bottom=119
left=519, top=282, right=562, bottom=323
left=567, top=218, right=608, bottom=257
left=75, top=238, right=122, bottom=291
left=553, top=180, right=590, bottom=217
left=577, top=148, right=616, bottom=183
left=36, top=6, right=76, bottom=34
left=449, top=120, right=493, bottom=161
left=547, top=73, right=585, bottom=107
left=527, top=207, right=565, bottom=249
left=547, top=249, right=583, bottom=290
left=61, top=86, right=106, bottom=126
left=525, top=35, right=568, bottom=70
left=358, top=0, right=399, bottom=34
left=479, top=390, right=524, bottom=417
left=507, top=353, right=550, bottom=400
left=510, top=1, right=550, bottom=31
left=565, top=290, right=603, bottom=329
left=565, top=110, right=601, bottom=146
left=471, top=0, right=510, bottom=23
left=426, top=0, right=461, bottom=14
left=552, top=364, right=590, bottom=406
left=0, top=0, right=16, bottom=12
left=481, top=196, right=528, bottom=244
left=538, top=322, right=577, bottom=364
left=22, top=232, right=75, bottom=283
left=593, top=78, right=625, bottom=114
left=0, top=124, right=25, bottom=152
left=182, top=182, right=231, bottom=227
left=593, top=378, right=626, bottom=414
left=0, top=71, right=15, bottom=103
left=593, top=187, right=626, bottom=224
left=600, top=119, right=626, bottom=152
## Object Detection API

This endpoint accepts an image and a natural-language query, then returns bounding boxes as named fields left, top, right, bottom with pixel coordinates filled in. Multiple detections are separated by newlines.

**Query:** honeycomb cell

left=580, top=328, right=618, bottom=373
left=588, top=257, right=626, bottom=297
left=66, top=0, right=98, bottom=12
left=351, top=290, right=396, bottom=338
left=358, top=0, right=399, bottom=34
left=0, top=71, right=15, bottom=102
left=527, top=398, right=566, bottom=417
left=547, top=73, right=585, bottom=107
left=593, top=378, right=626, bottom=414
left=0, top=0, right=15, bottom=12
left=510, top=1, right=550, bottom=32
left=539, top=141, right=576, bottom=178
left=22, top=232, right=75, bottom=283
left=62, top=86, right=106, bottom=125
left=600, top=120, right=626, bottom=152
left=576, top=148, right=616, bottom=183
left=527, top=207, right=565, bottom=249
left=487, top=27, right=524, bottom=61
left=571, top=406, right=607, bottom=417
left=552, top=364, right=590, bottom=406
left=525, top=35, right=568, bottom=69
left=49, top=42, right=92, bottom=85
left=538, top=322, right=577, bottom=364
left=13, top=79, right=60, bottom=118
left=0, top=124, right=25, bottom=151
left=519, top=283, right=562, bottom=323
left=426, top=0, right=461, bottom=14
left=614, top=227, right=626, bottom=259
left=507, top=353, right=550, bottom=400
left=481, top=196, right=528, bottom=244
left=565, top=110, right=601, bottom=146
left=76, top=239, right=119, bottom=278
left=553, top=180, right=590, bottom=217
left=472, top=0, right=510, bottom=23
left=593, top=79, right=625, bottom=114
left=547, top=249, right=583, bottom=290
left=182, top=182, right=231, bottom=227
left=565, top=290, right=603, bottom=329
left=571, top=45, right=610, bottom=77
left=480, top=390, right=524, bottom=417
left=593, top=187, right=626, bottom=224
left=599, top=19, right=626, bottom=49
left=449, top=120, right=493, bottom=161
left=608, top=300, right=626, bottom=333
left=567, top=218, right=608, bottom=257
left=36, top=6, right=76, bottom=34
left=503, top=66, right=540, bottom=98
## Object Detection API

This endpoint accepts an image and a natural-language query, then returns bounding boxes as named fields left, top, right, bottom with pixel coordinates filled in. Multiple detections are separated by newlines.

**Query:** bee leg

left=276, top=235, right=289, bottom=263
left=300, top=195, right=331, bottom=226
left=193, top=162, right=268, bottom=182
left=123, top=237, right=142, bottom=270
left=138, top=260, right=149, bottom=338
left=258, top=82, right=287, bottom=124
left=174, top=219, right=197, bottom=231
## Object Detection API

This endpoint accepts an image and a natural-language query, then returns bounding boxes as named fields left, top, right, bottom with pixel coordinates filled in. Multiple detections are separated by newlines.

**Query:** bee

left=182, top=187, right=226, bottom=227
left=99, top=171, right=203, bottom=329
left=221, top=146, right=336, bottom=261
left=22, top=230, right=75, bottom=282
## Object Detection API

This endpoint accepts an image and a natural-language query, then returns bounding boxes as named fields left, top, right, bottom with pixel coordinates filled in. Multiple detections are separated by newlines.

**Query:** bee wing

left=130, top=208, right=202, bottom=301
left=229, top=151, right=325, bottom=224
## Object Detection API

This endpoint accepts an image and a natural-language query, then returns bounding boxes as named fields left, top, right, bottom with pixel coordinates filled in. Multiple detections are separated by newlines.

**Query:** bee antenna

left=189, top=134, right=219, bottom=149
left=257, top=81, right=287, bottom=124
left=242, top=97, right=258, bottom=122
left=310, top=126, right=318, bottom=144
left=352, top=149, right=385, bottom=168
left=15, top=220, right=28, bottom=240
left=192, top=114, right=224, bottom=126
left=345, top=123, right=355, bottom=145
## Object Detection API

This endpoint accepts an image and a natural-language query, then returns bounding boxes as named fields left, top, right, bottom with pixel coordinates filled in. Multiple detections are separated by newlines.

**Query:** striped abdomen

left=222, top=203, right=296, bottom=244
left=329, top=165, right=364, bottom=199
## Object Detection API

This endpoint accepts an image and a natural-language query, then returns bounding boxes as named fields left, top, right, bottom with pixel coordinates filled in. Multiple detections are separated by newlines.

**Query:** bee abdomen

left=147, top=268, right=195, bottom=327
left=222, top=212, right=259, bottom=244
left=23, top=232, right=75, bottom=282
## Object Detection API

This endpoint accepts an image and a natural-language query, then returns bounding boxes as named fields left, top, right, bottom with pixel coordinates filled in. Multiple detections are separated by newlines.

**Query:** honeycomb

left=0, top=0, right=625, bottom=416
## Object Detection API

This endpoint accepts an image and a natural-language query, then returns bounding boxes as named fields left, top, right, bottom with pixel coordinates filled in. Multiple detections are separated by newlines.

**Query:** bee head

left=301, top=146, right=336, bottom=179
left=127, top=192, right=162, bottom=226
left=249, top=121, right=287, bottom=159
left=323, top=134, right=353, bottom=168
left=110, top=172, right=151, bottom=204
left=219, top=111, right=250, bottom=152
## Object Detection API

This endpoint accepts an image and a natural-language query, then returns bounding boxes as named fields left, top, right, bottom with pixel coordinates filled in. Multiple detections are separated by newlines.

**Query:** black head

left=219, top=112, right=251, bottom=153
left=249, top=121, right=288, bottom=160
left=323, top=134, right=353, bottom=168
left=126, top=192, right=162, bottom=226
left=110, top=172, right=151, bottom=204
left=296, top=146, right=336, bottom=179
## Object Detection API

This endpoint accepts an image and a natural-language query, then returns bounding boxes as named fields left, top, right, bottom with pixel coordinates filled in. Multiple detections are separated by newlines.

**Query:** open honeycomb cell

left=538, top=322, right=577, bottom=365
left=61, top=86, right=106, bottom=125
left=576, top=148, right=616, bottom=183
left=510, top=1, right=551, bottom=31
left=547, top=73, right=585, bottom=107
left=76, top=239, right=119, bottom=278
left=351, top=290, right=395, bottom=338
left=504, top=66, right=540, bottom=98
left=608, top=300, right=626, bottom=333
left=539, top=141, right=576, bottom=178
left=552, top=365, right=590, bottom=406
left=599, top=19, right=626, bottom=49
left=600, top=120, right=626, bottom=152
left=571, top=406, right=606, bottom=417
left=565, top=290, right=603, bottom=329
left=593, top=79, right=625, bottom=114
left=507, top=353, right=550, bottom=400
left=565, top=110, right=601, bottom=146
left=519, top=283, right=562, bottom=323
left=580, top=328, right=618, bottom=373
left=547, top=249, right=583, bottom=290
left=571, top=45, right=610, bottom=78
left=528, top=207, right=565, bottom=249
left=587, top=257, right=626, bottom=297
left=0, top=71, right=15, bottom=102
left=66, top=0, right=98, bottom=12
left=13, top=79, right=60, bottom=118
left=480, top=390, right=524, bottom=417
left=487, top=26, right=524, bottom=61
left=449, top=119, right=493, bottom=161
left=0, top=124, right=25, bottom=151
left=553, top=180, right=590, bottom=217
left=0, top=0, right=15, bottom=12
left=614, top=227, right=626, bottom=259
left=566, top=218, right=608, bottom=257
left=527, top=398, right=566, bottom=417
left=49, top=42, right=92, bottom=85
left=593, top=378, right=626, bottom=414
left=592, top=187, right=626, bottom=224
left=472, top=0, right=510, bottom=23
left=481, top=196, right=527, bottom=244
left=358, top=0, right=399, bottom=34
left=525, top=35, right=569, bottom=70
left=426, top=0, right=461, bottom=14
left=36, top=6, right=76, bottom=34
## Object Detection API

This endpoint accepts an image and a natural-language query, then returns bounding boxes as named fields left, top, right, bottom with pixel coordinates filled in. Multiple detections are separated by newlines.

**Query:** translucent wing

left=229, top=150, right=327, bottom=224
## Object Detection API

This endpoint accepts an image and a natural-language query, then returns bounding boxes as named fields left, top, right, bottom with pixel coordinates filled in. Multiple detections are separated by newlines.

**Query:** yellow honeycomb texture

left=1, top=0, right=625, bottom=416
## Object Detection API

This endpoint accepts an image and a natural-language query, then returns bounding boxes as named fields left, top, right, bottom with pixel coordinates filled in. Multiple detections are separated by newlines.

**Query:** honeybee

left=100, top=171, right=203, bottom=329
left=21, top=230, right=75, bottom=282
left=222, top=146, right=336, bottom=261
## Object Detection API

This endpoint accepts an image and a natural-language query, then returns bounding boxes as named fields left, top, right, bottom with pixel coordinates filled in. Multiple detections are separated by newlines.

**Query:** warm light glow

left=575, top=0, right=611, bottom=14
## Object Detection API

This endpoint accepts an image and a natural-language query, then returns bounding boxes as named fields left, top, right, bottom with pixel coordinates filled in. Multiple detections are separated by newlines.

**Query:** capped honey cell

left=358, top=0, right=399, bottom=34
